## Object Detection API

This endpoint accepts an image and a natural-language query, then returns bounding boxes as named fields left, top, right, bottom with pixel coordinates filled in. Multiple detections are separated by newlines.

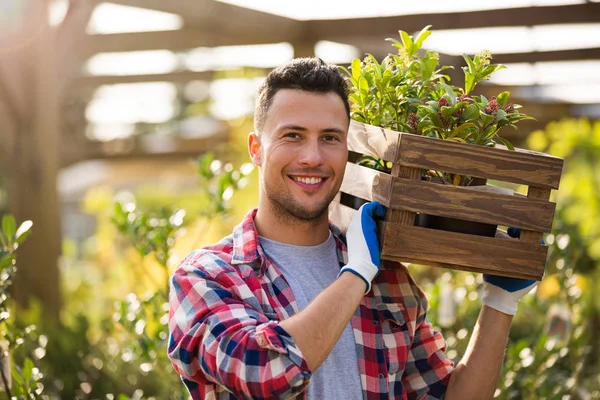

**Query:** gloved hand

left=482, top=228, right=543, bottom=315
left=338, top=201, right=386, bottom=294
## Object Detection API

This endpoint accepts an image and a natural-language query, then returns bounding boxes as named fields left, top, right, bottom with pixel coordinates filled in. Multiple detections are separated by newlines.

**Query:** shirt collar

left=231, top=208, right=348, bottom=271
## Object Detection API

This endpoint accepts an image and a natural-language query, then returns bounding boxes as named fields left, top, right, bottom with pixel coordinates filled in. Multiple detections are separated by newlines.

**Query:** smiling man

left=167, top=58, right=539, bottom=399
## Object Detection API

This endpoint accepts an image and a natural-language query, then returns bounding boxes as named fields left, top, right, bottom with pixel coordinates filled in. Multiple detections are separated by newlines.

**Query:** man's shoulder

left=176, top=234, right=237, bottom=276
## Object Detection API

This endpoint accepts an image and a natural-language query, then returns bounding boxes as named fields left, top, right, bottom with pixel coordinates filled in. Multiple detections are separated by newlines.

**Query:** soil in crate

left=414, top=213, right=497, bottom=238
left=346, top=194, right=497, bottom=238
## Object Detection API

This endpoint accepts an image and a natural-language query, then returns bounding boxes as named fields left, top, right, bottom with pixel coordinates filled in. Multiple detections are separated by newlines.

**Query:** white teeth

left=294, top=177, right=323, bottom=185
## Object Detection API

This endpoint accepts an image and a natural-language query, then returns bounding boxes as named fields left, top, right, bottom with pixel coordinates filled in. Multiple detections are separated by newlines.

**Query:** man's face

left=250, top=89, right=349, bottom=223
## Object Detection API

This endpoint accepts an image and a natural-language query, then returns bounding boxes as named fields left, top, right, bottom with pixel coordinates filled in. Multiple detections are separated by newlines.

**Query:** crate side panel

left=381, top=224, right=547, bottom=279
left=397, top=134, right=563, bottom=189
left=391, top=178, right=556, bottom=232
left=328, top=196, right=355, bottom=235
left=348, top=120, right=403, bottom=161
left=383, top=257, right=543, bottom=280
left=340, top=162, right=393, bottom=207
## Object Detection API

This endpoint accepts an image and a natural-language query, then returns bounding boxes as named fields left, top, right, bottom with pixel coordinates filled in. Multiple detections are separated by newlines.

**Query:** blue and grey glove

left=482, top=228, right=543, bottom=315
left=338, top=202, right=386, bottom=294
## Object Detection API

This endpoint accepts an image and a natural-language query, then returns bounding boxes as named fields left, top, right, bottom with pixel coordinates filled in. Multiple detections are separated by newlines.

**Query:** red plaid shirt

left=168, top=209, right=454, bottom=399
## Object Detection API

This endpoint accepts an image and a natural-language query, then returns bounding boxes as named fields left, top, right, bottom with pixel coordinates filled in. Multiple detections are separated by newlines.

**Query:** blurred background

left=0, top=0, right=599, bottom=398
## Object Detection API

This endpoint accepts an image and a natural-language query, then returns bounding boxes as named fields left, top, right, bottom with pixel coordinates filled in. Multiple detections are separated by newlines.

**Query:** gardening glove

left=338, top=201, right=386, bottom=294
left=482, top=228, right=544, bottom=316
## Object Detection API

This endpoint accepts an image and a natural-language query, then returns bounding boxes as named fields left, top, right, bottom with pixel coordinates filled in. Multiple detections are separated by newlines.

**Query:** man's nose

left=297, top=139, right=324, bottom=167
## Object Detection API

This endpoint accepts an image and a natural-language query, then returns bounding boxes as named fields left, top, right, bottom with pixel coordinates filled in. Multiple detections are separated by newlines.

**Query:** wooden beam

left=57, top=0, right=99, bottom=93
left=309, top=3, right=600, bottom=41
left=352, top=39, right=600, bottom=64
left=5, top=0, right=62, bottom=319
left=81, top=29, right=300, bottom=56
left=73, top=70, right=214, bottom=88
left=60, top=131, right=229, bottom=168
left=69, top=68, right=270, bottom=90
left=493, top=48, right=600, bottom=64
left=108, top=0, right=302, bottom=39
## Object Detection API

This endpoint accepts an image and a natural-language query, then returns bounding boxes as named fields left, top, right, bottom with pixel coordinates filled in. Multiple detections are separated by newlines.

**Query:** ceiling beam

left=82, top=28, right=300, bottom=56
left=70, top=68, right=270, bottom=92
left=308, top=3, right=600, bottom=41
left=493, top=47, right=600, bottom=64
left=108, top=0, right=302, bottom=39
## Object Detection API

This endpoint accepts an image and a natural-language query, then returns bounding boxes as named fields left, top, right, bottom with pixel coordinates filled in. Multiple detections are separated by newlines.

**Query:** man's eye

left=324, top=135, right=340, bottom=142
left=284, top=133, right=301, bottom=139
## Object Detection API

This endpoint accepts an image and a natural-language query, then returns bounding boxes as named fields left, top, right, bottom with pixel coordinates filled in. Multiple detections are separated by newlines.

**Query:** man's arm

left=279, top=271, right=366, bottom=371
left=168, top=257, right=313, bottom=400
left=445, top=228, right=540, bottom=399
left=281, top=201, right=386, bottom=371
left=444, top=306, right=512, bottom=399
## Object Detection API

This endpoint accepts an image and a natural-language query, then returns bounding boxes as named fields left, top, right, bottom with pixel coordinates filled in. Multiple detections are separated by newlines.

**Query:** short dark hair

left=254, top=57, right=350, bottom=133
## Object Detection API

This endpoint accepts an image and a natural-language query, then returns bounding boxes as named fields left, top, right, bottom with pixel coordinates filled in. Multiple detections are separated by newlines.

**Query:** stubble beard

left=265, top=186, right=335, bottom=229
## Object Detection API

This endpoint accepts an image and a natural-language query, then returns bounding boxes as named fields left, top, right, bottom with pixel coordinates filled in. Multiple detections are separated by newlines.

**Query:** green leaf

left=464, top=73, right=475, bottom=95
left=2, top=215, right=16, bottom=243
left=440, top=83, right=457, bottom=104
left=23, top=358, right=34, bottom=383
left=462, top=54, right=476, bottom=72
left=351, top=58, right=362, bottom=81
left=400, top=30, right=413, bottom=55
left=0, top=254, right=14, bottom=269
left=498, top=137, right=515, bottom=150
left=11, top=365, right=24, bottom=386
left=496, top=91, right=511, bottom=108
left=413, top=25, right=432, bottom=50
left=449, top=123, right=477, bottom=139
left=15, top=220, right=33, bottom=245
left=495, top=109, right=507, bottom=120
left=441, top=106, right=454, bottom=121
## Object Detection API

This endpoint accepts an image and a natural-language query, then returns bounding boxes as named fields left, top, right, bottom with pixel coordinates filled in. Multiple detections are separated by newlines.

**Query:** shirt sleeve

left=403, top=277, right=454, bottom=399
left=167, top=253, right=311, bottom=399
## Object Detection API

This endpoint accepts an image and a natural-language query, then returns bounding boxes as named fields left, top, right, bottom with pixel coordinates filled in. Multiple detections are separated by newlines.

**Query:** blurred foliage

left=0, top=214, right=47, bottom=398
left=414, top=118, right=600, bottom=399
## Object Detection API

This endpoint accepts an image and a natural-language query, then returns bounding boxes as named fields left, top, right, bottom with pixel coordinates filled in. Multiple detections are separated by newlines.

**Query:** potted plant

left=340, top=26, right=533, bottom=237
left=330, top=26, right=563, bottom=279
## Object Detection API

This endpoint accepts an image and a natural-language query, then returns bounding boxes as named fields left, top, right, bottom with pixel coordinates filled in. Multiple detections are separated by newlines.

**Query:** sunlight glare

left=87, top=2, right=183, bottom=34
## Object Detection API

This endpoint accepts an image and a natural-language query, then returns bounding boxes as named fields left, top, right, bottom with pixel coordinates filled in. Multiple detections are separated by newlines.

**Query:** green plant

left=343, top=26, right=533, bottom=185
left=0, top=215, right=46, bottom=399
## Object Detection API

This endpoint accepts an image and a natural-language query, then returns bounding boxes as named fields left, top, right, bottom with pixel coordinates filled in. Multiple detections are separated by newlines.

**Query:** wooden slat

left=328, top=196, right=355, bottom=235
left=381, top=224, right=547, bottom=280
left=340, top=162, right=393, bottom=207
left=388, top=258, right=542, bottom=280
left=396, top=133, right=563, bottom=189
left=347, top=120, right=402, bottom=161
left=391, top=178, right=556, bottom=232
left=386, top=164, right=420, bottom=226
left=520, top=187, right=552, bottom=243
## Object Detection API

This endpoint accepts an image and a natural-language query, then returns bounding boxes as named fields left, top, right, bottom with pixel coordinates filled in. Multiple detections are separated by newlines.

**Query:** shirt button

left=378, top=373, right=385, bottom=379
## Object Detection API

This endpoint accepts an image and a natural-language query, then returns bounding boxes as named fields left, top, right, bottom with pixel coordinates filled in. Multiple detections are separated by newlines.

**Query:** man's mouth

left=289, top=175, right=328, bottom=188
left=293, top=176, right=325, bottom=185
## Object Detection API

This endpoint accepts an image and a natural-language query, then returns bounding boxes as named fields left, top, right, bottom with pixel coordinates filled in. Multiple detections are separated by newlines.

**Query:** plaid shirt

left=168, top=209, right=454, bottom=399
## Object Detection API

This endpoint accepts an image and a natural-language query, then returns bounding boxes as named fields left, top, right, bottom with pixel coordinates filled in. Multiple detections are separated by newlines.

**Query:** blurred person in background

left=167, top=57, right=539, bottom=399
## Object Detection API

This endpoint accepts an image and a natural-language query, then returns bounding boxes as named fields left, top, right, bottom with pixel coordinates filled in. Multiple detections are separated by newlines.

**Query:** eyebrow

left=276, top=124, right=346, bottom=134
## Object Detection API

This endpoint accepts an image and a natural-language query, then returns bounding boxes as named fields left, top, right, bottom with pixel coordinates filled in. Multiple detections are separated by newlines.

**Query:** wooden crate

left=329, top=120, right=564, bottom=280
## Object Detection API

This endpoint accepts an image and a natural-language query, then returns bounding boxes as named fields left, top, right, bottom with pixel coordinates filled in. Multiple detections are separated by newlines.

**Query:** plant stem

left=0, top=352, right=12, bottom=400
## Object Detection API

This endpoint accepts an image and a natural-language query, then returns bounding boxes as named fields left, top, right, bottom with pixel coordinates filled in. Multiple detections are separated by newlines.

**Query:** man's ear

left=248, top=132, right=262, bottom=166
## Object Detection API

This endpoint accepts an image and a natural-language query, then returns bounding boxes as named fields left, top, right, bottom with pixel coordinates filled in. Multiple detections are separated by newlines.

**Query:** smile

left=293, top=176, right=324, bottom=185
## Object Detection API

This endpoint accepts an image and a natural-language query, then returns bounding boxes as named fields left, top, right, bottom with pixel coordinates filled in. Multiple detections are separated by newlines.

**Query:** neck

left=254, top=203, right=331, bottom=246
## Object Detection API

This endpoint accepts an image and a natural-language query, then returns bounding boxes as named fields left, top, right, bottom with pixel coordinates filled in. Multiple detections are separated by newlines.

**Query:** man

left=168, top=58, right=538, bottom=399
